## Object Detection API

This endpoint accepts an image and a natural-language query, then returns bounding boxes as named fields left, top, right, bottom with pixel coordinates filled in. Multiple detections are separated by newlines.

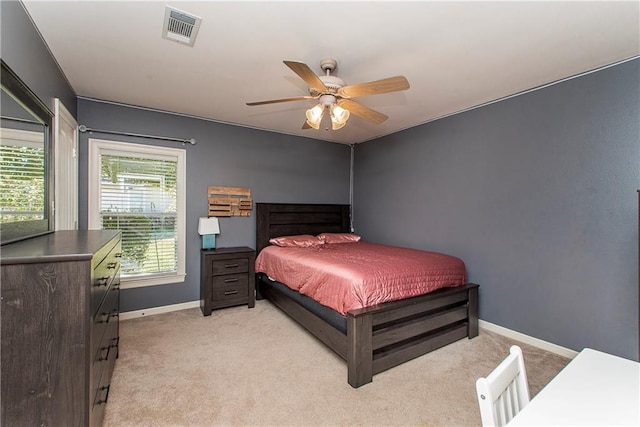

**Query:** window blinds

left=99, top=154, right=178, bottom=277
left=0, top=144, right=45, bottom=223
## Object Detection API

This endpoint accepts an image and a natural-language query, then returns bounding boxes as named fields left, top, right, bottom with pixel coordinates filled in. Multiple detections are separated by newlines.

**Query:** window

left=88, top=139, right=186, bottom=289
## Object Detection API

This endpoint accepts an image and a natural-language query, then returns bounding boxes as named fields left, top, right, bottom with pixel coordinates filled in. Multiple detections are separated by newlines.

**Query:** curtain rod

left=78, top=124, right=196, bottom=145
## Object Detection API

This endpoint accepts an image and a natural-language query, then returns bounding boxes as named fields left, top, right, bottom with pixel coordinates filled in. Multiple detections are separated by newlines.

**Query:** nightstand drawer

left=211, top=258, right=248, bottom=275
left=211, top=282, right=249, bottom=305
left=212, top=273, right=249, bottom=289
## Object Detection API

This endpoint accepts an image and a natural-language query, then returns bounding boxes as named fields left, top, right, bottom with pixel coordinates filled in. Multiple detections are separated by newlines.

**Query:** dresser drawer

left=89, top=289, right=120, bottom=425
left=91, top=285, right=119, bottom=372
left=90, top=283, right=119, bottom=427
left=91, top=241, right=121, bottom=316
left=211, top=258, right=248, bottom=276
left=90, top=317, right=118, bottom=409
left=90, top=335, right=117, bottom=427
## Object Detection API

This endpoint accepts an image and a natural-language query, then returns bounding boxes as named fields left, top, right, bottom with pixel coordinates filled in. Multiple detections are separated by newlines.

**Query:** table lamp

left=198, top=217, right=220, bottom=249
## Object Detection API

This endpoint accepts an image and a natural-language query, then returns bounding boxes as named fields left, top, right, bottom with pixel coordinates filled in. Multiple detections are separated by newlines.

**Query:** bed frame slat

left=373, top=305, right=468, bottom=349
left=269, top=211, right=345, bottom=225
left=354, top=288, right=469, bottom=327
left=269, top=224, right=344, bottom=239
left=372, top=324, right=469, bottom=375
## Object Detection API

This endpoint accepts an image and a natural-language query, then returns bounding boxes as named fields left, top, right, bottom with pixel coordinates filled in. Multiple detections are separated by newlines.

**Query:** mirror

left=1, top=59, right=54, bottom=245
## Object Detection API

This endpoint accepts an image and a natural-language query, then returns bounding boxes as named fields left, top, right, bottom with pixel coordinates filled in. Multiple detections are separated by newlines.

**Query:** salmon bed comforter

left=255, top=241, right=466, bottom=315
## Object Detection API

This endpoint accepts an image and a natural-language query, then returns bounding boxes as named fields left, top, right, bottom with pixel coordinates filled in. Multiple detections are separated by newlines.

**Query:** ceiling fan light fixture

left=305, top=104, right=324, bottom=129
left=330, top=104, right=350, bottom=126
left=331, top=120, right=347, bottom=130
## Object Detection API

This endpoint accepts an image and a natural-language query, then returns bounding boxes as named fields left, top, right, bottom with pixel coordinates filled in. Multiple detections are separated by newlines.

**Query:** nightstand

left=200, top=246, right=256, bottom=316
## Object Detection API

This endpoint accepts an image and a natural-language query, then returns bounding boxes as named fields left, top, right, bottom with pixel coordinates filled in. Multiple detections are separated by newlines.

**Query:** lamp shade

left=198, top=217, right=220, bottom=235
left=305, top=104, right=324, bottom=129
left=330, top=104, right=350, bottom=125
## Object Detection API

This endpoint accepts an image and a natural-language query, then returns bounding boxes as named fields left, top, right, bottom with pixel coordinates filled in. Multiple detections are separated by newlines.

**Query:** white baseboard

left=120, top=300, right=200, bottom=320
left=480, top=320, right=578, bottom=359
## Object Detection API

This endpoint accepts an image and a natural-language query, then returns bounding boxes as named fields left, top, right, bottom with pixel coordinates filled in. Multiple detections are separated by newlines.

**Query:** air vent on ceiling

left=162, top=6, right=201, bottom=47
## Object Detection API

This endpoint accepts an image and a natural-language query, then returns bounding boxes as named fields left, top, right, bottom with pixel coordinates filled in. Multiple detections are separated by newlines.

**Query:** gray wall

left=0, top=0, right=76, bottom=117
left=354, top=59, right=640, bottom=360
left=77, top=98, right=350, bottom=312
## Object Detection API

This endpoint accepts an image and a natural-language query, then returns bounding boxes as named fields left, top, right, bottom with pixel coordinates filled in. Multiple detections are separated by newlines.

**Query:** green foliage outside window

left=102, top=215, right=153, bottom=269
left=0, top=145, right=45, bottom=223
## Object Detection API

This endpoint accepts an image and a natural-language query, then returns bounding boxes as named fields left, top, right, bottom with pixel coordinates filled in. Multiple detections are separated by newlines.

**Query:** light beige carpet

left=104, top=300, right=569, bottom=427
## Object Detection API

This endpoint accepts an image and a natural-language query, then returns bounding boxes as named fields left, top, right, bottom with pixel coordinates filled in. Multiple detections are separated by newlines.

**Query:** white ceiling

left=22, top=1, right=640, bottom=145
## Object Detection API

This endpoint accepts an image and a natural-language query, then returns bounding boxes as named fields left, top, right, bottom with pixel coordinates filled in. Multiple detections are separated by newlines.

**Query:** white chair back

left=476, top=345, right=531, bottom=427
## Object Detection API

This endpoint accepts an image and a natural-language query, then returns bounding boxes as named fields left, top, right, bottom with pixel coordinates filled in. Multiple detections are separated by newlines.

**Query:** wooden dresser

left=1, top=230, right=121, bottom=426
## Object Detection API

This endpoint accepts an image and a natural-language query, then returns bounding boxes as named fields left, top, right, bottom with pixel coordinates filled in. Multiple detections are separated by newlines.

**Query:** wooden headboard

left=256, top=203, right=350, bottom=254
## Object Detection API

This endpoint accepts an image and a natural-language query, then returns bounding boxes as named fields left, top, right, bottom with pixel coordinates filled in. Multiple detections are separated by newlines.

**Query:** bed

left=255, top=203, right=479, bottom=388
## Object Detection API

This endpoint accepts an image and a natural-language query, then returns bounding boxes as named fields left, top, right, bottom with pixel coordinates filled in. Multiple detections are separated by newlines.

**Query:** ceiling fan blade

left=337, top=76, right=410, bottom=98
left=339, top=99, right=388, bottom=124
left=246, top=96, right=315, bottom=106
left=283, top=60, right=329, bottom=94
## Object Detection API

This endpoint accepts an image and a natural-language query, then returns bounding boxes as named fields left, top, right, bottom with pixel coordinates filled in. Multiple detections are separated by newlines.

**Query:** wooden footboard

left=347, top=283, right=479, bottom=387
left=258, top=274, right=479, bottom=388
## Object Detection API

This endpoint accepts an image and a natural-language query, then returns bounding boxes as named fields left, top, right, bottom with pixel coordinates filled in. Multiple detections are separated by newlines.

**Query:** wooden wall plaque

left=208, top=186, right=252, bottom=217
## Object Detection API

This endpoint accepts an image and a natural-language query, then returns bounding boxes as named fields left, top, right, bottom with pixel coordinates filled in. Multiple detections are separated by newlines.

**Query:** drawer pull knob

left=224, top=290, right=239, bottom=296
left=98, top=346, right=110, bottom=361
left=98, top=312, right=110, bottom=324
left=96, top=385, right=111, bottom=405
left=95, top=277, right=110, bottom=287
left=224, top=263, right=239, bottom=268
left=107, top=262, right=118, bottom=269
left=224, top=278, right=238, bottom=283
left=114, top=253, right=123, bottom=258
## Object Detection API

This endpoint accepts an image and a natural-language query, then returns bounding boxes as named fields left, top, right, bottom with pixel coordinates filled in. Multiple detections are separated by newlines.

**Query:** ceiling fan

left=246, top=58, right=410, bottom=130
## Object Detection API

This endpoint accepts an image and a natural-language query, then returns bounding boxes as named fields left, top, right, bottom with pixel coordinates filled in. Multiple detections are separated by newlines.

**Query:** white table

left=508, top=348, right=640, bottom=426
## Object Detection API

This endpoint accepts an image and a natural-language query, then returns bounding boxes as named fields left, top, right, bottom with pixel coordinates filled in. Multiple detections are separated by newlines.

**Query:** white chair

left=476, top=345, right=531, bottom=427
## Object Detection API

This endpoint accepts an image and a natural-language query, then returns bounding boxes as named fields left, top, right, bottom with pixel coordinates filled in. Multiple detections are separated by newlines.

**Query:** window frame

left=88, top=138, right=186, bottom=289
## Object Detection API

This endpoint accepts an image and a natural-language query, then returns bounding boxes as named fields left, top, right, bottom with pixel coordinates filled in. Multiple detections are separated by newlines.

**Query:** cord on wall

left=349, top=144, right=355, bottom=232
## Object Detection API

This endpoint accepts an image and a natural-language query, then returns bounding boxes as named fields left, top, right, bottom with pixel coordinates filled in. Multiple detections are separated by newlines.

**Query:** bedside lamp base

left=201, top=234, right=216, bottom=249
